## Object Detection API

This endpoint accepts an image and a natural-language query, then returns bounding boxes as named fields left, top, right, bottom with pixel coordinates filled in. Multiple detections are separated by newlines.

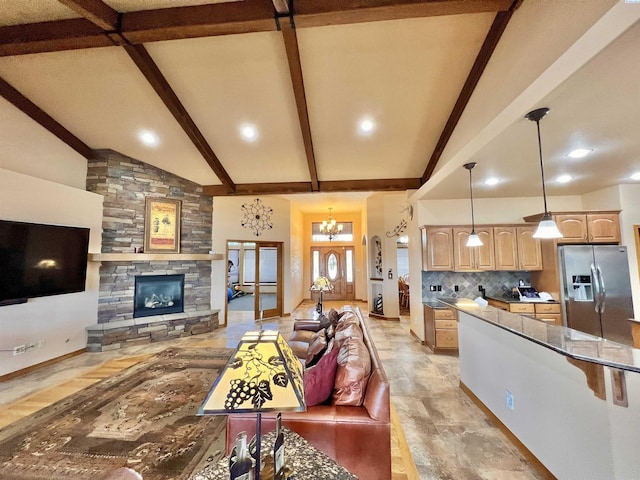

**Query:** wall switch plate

left=505, top=390, right=514, bottom=410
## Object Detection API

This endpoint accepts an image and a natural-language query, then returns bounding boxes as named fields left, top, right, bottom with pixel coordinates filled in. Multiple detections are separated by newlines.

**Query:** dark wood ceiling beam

left=124, top=44, right=236, bottom=193
left=204, top=182, right=313, bottom=196
left=203, top=178, right=421, bottom=196
left=280, top=17, right=319, bottom=191
left=57, top=0, right=119, bottom=31
left=320, top=178, right=422, bottom=192
left=293, top=0, right=514, bottom=28
left=0, top=19, right=111, bottom=56
left=0, top=76, right=93, bottom=159
left=421, top=2, right=518, bottom=184
left=0, top=0, right=513, bottom=56
left=120, top=0, right=277, bottom=44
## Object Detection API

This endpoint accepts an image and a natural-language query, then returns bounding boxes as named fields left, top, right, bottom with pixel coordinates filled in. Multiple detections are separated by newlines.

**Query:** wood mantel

left=88, top=253, right=223, bottom=262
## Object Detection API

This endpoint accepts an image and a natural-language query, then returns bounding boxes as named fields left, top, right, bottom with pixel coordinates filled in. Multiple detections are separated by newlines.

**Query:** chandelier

left=320, top=208, right=343, bottom=241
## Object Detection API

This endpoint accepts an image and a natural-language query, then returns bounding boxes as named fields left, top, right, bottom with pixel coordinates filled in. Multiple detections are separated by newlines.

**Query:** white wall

left=458, top=310, right=640, bottom=479
left=366, top=193, right=411, bottom=319
left=417, top=194, right=583, bottom=225
left=212, top=196, right=294, bottom=323
left=289, top=203, right=305, bottom=313
left=0, top=168, right=103, bottom=377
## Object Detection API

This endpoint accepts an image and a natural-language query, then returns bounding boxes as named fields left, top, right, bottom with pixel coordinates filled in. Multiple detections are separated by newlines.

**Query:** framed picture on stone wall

left=144, top=197, right=181, bottom=253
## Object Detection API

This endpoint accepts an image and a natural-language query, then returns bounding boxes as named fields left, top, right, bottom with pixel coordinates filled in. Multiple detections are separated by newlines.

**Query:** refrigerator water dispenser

left=572, top=274, right=593, bottom=301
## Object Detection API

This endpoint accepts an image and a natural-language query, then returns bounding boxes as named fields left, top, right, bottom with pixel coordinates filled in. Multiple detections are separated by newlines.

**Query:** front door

left=311, top=246, right=355, bottom=302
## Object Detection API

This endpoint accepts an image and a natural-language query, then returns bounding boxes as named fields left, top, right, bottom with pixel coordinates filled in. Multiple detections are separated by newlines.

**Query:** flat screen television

left=0, top=220, right=90, bottom=305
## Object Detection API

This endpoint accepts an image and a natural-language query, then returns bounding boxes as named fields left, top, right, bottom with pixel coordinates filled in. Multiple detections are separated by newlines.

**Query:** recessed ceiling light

left=138, top=130, right=159, bottom=147
left=358, top=118, right=375, bottom=135
left=484, top=177, right=500, bottom=186
left=240, top=124, right=258, bottom=142
left=567, top=148, right=592, bottom=159
left=556, top=174, right=573, bottom=184
left=630, top=171, right=640, bottom=181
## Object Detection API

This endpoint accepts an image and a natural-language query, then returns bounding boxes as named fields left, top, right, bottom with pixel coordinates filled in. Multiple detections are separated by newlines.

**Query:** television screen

left=0, top=220, right=90, bottom=303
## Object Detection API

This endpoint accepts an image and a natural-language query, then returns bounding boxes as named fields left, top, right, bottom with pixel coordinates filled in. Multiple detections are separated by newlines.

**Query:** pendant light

left=463, top=162, right=483, bottom=247
left=525, top=107, right=563, bottom=239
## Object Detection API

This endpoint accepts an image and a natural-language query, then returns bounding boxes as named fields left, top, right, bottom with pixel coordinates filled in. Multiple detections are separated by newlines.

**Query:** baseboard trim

left=410, top=329, right=426, bottom=345
left=459, top=381, right=557, bottom=480
left=0, top=349, right=85, bottom=383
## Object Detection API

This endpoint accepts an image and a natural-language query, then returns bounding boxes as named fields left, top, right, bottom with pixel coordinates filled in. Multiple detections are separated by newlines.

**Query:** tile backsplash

left=421, top=270, right=532, bottom=301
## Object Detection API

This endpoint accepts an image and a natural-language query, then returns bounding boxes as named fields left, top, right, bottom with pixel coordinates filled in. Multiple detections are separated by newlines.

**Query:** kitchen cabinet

left=486, top=298, right=562, bottom=326
left=525, top=211, right=621, bottom=244
left=516, top=225, right=543, bottom=270
left=423, top=227, right=454, bottom=271
left=453, top=227, right=495, bottom=271
left=423, top=304, right=458, bottom=352
left=493, top=226, right=542, bottom=271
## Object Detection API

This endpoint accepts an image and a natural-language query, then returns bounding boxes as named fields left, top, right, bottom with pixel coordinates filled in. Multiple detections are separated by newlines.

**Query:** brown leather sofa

left=225, top=306, right=391, bottom=480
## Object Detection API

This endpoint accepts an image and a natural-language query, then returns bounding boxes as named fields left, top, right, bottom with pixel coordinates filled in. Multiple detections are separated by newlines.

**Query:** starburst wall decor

left=241, top=198, right=273, bottom=236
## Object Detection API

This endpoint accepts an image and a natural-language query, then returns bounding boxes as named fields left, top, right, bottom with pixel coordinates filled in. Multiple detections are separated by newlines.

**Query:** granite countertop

left=192, top=428, right=357, bottom=480
left=437, top=297, right=640, bottom=374
left=422, top=301, right=449, bottom=309
left=484, top=294, right=560, bottom=304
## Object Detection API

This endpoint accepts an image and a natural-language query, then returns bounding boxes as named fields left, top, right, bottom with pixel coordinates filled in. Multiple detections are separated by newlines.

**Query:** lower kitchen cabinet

left=424, top=304, right=458, bottom=352
left=486, top=298, right=562, bottom=326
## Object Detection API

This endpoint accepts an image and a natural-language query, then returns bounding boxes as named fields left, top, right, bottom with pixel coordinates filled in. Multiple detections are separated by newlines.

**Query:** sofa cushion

left=333, top=335, right=371, bottom=406
left=305, top=328, right=328, bottom=367
left=303, top=347, right=340, bottom=407
left=334, top=323, right=363, bottom=348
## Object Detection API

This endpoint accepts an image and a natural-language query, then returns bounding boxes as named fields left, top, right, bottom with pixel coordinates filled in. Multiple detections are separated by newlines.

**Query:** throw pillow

left=334, top=323, right=363, bottom=348
left=304, top=347, right=339, bottom=407
left=332, top=336, right=371, bottom=406
left=305, top=328, right=327, bottom=367
left=327, top=308, right=341, bottom=326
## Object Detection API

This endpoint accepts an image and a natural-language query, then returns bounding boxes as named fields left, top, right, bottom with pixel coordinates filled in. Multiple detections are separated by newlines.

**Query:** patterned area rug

left=0, top=347, right=233, bottom=480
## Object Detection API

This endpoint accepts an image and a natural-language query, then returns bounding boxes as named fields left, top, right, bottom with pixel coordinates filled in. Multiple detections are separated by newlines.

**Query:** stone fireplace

left=85, top=150, right=219, bottom=352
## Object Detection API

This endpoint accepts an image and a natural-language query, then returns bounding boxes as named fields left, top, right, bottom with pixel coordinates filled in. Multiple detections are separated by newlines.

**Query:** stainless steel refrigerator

left=559, top=245, right=635, bottom=345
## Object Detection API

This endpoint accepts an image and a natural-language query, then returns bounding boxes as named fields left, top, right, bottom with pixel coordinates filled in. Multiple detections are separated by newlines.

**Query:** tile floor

left=0, top=300, right=544, bottom=479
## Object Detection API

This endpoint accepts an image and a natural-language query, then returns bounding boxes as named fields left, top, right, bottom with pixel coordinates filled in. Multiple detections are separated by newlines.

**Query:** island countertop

left=437, top=297, right=640, bottom=373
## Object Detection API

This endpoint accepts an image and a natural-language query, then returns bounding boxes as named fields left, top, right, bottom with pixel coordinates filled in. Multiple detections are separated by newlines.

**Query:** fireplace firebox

left=134, top=274, right=185, bottom=318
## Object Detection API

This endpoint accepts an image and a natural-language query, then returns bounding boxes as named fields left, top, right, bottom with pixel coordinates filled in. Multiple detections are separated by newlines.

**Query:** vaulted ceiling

left=0, top=1, right=639, bottom=212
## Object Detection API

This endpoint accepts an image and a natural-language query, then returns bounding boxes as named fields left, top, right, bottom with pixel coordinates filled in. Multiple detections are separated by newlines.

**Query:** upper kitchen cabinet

left=453, top=227, right=495, bottom=271
left=422, top=227, right=454, bottom=271
left=516, top=225, right=543, bottom=270
left=524, top=211, right=621, bottom=244
left=494, top=226, right=542, bottom=271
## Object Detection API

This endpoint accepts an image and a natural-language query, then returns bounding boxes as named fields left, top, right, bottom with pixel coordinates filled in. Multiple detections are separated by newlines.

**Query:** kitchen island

left=439, top=298, right=640, bottom=479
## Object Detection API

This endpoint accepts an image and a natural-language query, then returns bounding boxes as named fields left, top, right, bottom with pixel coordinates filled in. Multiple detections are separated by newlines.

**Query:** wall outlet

left=13, top=345, right=26, bottom=356
left=505, top=390, right=514, bottom=410
left=430, top=285, right=436, bottom=292
left=454, top=285, right=459, bottom=292
left=437, top=285, right=442, bottom=291
left=478, top=285, right=484, bottom=291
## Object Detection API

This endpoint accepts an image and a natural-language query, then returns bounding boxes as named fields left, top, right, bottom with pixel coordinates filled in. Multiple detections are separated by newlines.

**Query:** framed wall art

left=144, top=197, right=181, bottom=253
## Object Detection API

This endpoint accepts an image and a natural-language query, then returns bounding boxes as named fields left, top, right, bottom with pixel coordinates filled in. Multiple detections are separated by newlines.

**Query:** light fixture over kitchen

left=525, top=107, right=563, bottom=239
left=464, top=162, right=482, bottom=247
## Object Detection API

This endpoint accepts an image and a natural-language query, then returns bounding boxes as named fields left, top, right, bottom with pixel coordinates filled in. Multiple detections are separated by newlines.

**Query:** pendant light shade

left=525, top=107, right=563, bottom=239
left=463, top=162, right=482, bottom=247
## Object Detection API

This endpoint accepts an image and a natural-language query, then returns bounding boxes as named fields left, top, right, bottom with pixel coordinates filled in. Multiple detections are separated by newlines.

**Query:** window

left=346, top=249, right=353, bottom=282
